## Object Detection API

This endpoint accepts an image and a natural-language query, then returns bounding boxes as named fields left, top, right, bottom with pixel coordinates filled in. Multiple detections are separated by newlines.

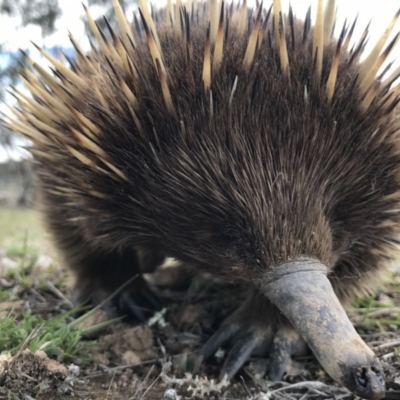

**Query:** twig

left=28, top=287, right=47, bottom=303
left=157, top=337, right=167, bottom=365
left=240, top=375, right=252, bottom=397
left=269, top=381, right=348, bottom=395
left=70, top=274, right=139, bottom=328
left=132, top=365, right=155, bottom=400
left=87, top=359, right=158, bottom=377
left=15, top=324, right=42, bottom=357
left=139, top=366, right=162, bottom=400
left=299, top=390, right=310, bottom=400
left=373, top=339, right=400, bottom=351
left=46, top=281, right=74, bottom=307
left=381, top=351, right=395, bottom=360
left=106, top=372, right=116, bottom=399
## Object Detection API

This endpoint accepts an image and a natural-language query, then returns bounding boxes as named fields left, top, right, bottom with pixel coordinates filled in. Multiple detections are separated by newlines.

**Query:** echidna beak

left=260, top=258, right=385, bottom=400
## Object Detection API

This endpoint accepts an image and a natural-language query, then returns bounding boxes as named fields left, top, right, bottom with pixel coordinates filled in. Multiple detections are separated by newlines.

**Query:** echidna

left=4, top=0, right=400, bottom=398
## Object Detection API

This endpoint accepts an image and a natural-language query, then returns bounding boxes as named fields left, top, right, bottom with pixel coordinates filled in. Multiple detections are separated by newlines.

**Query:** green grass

left=0, top=287, right=15, bottom=302
left=0, top=311, right=92, bottom=363
left=0, top=207, right=61, bottom=291
left=0, top=206, right=107, bottom=364
left=0, top=307, right=120, bottom=364
left=351, top=274, right=400, bottom=328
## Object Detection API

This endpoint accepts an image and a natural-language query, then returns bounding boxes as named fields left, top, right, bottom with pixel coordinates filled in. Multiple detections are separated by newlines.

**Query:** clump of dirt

left=93, top=325, right=156, bottom=366
left=0, top=349, right=70, bottom=397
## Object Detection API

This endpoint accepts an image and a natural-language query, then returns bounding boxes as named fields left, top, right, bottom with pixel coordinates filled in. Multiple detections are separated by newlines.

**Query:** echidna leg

left=137, top=247, right=166, bottom=273
left=44, top=216, right=162, bottom=321
left=70, top=246, right=163, bottom=322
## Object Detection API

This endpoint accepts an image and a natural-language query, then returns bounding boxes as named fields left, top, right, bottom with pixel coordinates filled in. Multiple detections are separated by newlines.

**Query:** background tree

left=0, top=0, right=62, bottom=100
left=0, top=0, right=62, bottom=205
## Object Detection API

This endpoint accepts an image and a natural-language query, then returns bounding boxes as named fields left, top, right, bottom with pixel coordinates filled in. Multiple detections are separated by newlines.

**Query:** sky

left=0, top=0, right=399, bottom=161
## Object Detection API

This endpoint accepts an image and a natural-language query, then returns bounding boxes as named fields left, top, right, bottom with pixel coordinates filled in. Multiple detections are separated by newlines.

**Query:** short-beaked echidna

left=4, top=0, right=400, bottom=398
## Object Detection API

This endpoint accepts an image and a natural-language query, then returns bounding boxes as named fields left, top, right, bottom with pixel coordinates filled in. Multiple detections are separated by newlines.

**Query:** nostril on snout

left=352, top=366, right=385, bottom=400
left=356, top=367, right=368, bottom=387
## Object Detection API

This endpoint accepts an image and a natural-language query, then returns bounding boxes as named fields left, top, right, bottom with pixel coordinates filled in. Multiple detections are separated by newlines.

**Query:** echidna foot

left=74, top=276, right=163, bottom=323
left=194, top=306, right=307, bottom=380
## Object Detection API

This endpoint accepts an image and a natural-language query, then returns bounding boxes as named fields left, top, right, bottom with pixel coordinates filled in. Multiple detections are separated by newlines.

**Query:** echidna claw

left=194, top=313, right=308, bottom=381
left=116, top=285, right=163, bottom=323
left=219, top=331, right=263, bottom=380
left=194, top=323, right=240, bottom=373
left=268, top=327, right=308, bottom=381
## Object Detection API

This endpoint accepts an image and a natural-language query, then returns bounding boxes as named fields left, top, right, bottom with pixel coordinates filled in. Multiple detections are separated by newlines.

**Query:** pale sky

left=0, top=0, right=399, bottom=54
left=0, top=0, right=399, bottom=161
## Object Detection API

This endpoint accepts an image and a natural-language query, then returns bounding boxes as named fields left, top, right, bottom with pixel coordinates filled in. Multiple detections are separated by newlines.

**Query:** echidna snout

left=261, top=259, right=385, bottom=400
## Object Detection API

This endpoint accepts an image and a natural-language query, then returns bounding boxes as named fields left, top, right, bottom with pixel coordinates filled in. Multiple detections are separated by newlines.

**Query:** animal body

left=4, top=0, right=400, bottom=399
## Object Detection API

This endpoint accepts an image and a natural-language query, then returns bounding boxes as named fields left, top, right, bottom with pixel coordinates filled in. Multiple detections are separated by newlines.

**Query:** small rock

left=285, top=359, right=304, bottom=376
left=68, top=364, right=80, bottom=377
left=1, top=258, right=18, bottom=270
left=46, top=359, right=68, bottom=377
left=122, top=350, right=141, bottom=365
left=34, top=255, right=53, bottom=270
left=0, top=353, right=12, bottom=370
left=0, top=278, right=14, bottom=288
left=164, top=388, right=178, bottom=400
left=93, top=352, right=110, bottom=366
left=252, top=393, right=269, bottom=400
left=248, top=359, right=268, bottom=379
left=123, top=326, right=154, bottom=352
left=35, top=350, right=48, bottom=360
left=99, top=325, right=155, bottom=364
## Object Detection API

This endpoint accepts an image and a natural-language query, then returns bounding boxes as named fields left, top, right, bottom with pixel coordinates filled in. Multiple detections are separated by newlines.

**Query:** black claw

left=140, top=286, right=163, bottom=311
left=220, top=331, right=261, bottom=380
left=268, top=328, right=306, bottom=381
left=119, top=291, right=147, bottom=322
left=194, top=323, right=240, bottom=373
left=101, top=301, right=120, bottom=319
left=268, top=334, right=292, bottom=380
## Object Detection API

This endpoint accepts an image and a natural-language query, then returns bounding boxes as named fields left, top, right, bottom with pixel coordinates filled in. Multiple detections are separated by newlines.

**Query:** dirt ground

left=0, top=206, right=400, bottom=400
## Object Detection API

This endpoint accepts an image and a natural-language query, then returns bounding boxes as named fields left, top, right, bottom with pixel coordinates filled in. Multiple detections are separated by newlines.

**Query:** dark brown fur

left=18, top=3, right=400, bottom=325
